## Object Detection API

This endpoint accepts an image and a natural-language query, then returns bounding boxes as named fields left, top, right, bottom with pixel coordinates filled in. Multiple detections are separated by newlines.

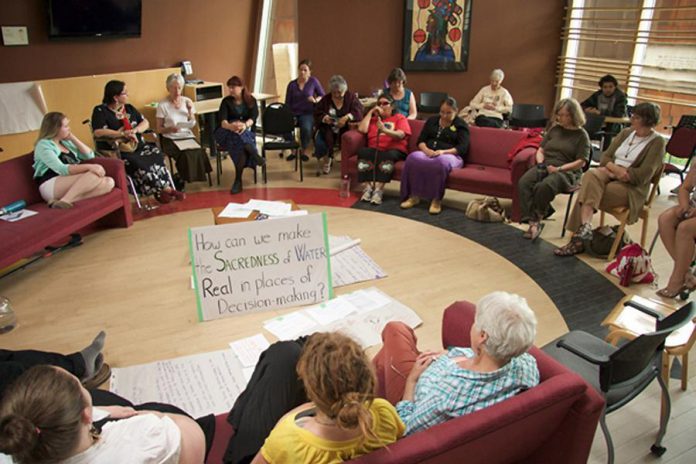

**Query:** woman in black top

left=399, top=97, right=469, bottom=214
left=91, top=80, right=182, bottom=203
left=214, top=76, right=265, bottom=194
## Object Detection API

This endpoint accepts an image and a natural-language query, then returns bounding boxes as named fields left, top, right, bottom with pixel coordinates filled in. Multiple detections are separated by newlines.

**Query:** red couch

left=340, top=120, right=537, bottom=222
left=0, top=153, right=132, bottom=270
left=206, top=301, right=604, bottom=464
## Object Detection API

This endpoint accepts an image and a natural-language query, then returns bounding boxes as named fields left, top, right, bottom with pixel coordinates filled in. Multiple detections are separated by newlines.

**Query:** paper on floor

left=229, top=333, right=271, bottom=368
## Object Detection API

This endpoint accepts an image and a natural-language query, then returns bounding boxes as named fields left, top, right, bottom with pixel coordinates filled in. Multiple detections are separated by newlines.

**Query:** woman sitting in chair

left=356, top=93, right=411, bottom=206
left=657, top=167, right=696, bottom=298
left=373, top=291, right=539, bottom=435
left=284, top=59, right=325, bottom=162
left=225, top=332, right=403, bottom=464
left=313, top=75, right=363, bottom=176
left=555, top=102, right=665, bottom=256
left=382, top=67, right=417, bottom=119
left=518, top=98, right=590, bottom=240
left=215, top=75, right=265, bottom=194
left=400, top=97, right=469, bottom=215
left=91, top=80, right=182, bottom=203
left=33, top=112, right=114, bottom=209
left=469, top=69, right=513, bottom=128
left=156, top=73, right=212, bottom=189
left=0, top=365, right=207, bottom=464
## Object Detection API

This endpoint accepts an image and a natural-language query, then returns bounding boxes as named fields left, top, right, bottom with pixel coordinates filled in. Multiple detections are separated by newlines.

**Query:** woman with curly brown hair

left=224, top=332, right=404, bottom=464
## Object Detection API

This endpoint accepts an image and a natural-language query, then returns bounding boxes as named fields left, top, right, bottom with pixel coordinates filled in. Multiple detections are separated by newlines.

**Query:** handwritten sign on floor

left=189, top=213, right=332, bottom=321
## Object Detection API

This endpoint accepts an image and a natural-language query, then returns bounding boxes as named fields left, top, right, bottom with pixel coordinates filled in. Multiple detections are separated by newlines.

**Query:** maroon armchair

left=206, top=301, right=604, bottom=464
left=0, top=153, right=132, bottom=270
left=340, top=121, right=536, bottom=221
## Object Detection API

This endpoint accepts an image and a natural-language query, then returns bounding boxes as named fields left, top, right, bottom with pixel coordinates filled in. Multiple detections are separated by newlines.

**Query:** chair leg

left=126, top=175, right=142, bottom=210
left=648, top=229, right=660, bottom=255
left=607, top=221, right=627, bottom=261
left=599, top=411, right=615, bottom=464
left=651, top=371, right=671, bottom=457
left=640, top=215, right=649, bottom=248
left=682, top=352, right=689, bottom=391
left=600, top=210, right=606, bottom=227
left=561, top=192, right=574, bottom=238
left=262, top=147, right=268, bottom=184
left=299, top=148, right=304, bottom=182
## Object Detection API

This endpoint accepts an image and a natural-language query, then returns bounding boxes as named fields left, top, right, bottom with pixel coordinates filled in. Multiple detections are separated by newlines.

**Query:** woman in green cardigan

left=555, top=102, right=665, bottom=256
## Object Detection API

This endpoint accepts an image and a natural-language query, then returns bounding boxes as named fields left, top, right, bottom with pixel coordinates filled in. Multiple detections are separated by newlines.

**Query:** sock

left=80, top=331, right=106, bottom=379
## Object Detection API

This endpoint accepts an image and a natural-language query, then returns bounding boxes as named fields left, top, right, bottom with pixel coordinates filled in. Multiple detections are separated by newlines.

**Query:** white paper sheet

left=173, top=138, right=201, bottom=150
left=0, top=209, right=37, bottom=222
left=304, top=298, right=358, bottom=325
left=229, top=334, right=271, bottom=368
left=343, top=288, right=390, bottom=313
left=328, top=235, right=386, bottom=288
left=0, top=82, right=46, bottom=135
left=614, top=305, right=695, bottom=348
left=218, top=202, right=253, bottom=219
left=92, top=407, right=110, bottom=422
left=176, top=120, right=196, bottom=129
left=244, top=199, right=292, bottom=216
left=268, top=210, right=308, bottom=219
left=110, top=349, right=245, bottom=418
left=263, top=311, right=320, bottom=341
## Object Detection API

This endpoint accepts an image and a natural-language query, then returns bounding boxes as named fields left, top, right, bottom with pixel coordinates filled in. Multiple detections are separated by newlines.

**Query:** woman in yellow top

left=250, top=332, right=404, bottom=464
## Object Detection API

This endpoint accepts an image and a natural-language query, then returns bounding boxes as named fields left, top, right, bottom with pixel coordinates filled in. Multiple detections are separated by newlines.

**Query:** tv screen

left=48, top=0, right=142, bottom=39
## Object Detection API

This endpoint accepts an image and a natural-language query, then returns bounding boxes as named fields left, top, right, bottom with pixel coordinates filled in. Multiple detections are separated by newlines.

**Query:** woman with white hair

left=156, top=73, right=211, bottom=188
left=313, top=75, right=363, bottom=175
left=517, top=98, right=590, bottom=240
left=373, top=291, right=539, bottom=435
left=469, top=69, right=514, bottom=128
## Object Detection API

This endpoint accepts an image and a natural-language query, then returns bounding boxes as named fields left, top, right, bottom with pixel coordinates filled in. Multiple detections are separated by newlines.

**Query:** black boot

left=230, top=179, right=242, bottom=194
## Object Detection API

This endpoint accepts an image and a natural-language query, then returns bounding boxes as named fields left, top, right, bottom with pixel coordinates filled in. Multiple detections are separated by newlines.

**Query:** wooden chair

left=599, top=165, right=664, bottom=261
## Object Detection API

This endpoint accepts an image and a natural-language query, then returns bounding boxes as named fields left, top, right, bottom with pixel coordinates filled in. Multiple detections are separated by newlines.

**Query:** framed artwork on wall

left=402, top=0, right=473, bottom=72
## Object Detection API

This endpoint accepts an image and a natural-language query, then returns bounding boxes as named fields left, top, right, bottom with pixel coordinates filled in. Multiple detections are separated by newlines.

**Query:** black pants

left=0, top=349, right=85, bottom=399
left=223, top=339, right=308, bottom=464
left=475, top=115, right=504, bottom=128
left=356, top=148, right=406, bottom=184
left=90, top=389, right=216, bottom=460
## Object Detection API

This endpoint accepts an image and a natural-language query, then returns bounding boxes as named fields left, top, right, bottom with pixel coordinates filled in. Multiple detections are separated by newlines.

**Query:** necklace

left=623, top=130, right=653, bottom=159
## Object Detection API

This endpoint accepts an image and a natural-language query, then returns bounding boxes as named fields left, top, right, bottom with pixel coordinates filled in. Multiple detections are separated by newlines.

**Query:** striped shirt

left=396, top=347, right=539, bottom=435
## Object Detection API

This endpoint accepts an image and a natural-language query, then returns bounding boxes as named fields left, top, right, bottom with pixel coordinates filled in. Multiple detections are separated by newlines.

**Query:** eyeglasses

left=378, top=101, right=391, bottom=107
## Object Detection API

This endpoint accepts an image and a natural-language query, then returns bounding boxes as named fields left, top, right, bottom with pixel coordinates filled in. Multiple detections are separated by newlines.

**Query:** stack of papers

left=262, top=287, right=421, bottom=348
left=329, top=235, right=387, bottom=287
left=217, top=200, right=307, bottom=219
left=0, top=209, right=37, bottom=222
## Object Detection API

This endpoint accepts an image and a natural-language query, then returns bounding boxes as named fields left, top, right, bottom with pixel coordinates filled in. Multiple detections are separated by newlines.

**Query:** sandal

left=554, top=237, right=584, bottom=256
left=656, top=287, right=683, bottom=299
left=530, top=222, right=545, bottom=242
left=322, top=157, right=333, bottom=175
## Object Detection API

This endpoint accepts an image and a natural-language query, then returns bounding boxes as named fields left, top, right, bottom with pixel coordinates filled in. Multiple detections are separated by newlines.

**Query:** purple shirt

left=285, top=76, right=325, bottom=116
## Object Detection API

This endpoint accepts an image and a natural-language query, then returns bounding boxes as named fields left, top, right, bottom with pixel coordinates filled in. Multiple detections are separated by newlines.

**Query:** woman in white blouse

left=156, top=73, right=212, bottom=188
left=0, top=366, right=206, bottom=464
left=555, top=102, right=665, bottom=256
left=469, top=69, right=513, bottom=128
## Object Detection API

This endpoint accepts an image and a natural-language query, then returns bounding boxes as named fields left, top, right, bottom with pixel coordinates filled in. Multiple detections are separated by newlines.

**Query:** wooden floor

left=1, top=152, right=694, bottom=463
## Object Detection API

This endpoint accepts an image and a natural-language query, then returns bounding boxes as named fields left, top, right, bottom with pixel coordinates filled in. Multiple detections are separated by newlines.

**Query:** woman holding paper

left=0, top=365, right=210, bottom=464
left=223, top=332, right=404, bottom=464
left=156, top=73, right=212, bottom=187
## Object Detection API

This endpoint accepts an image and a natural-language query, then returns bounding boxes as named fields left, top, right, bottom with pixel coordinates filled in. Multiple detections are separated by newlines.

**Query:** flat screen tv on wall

left=47, top=0, right=142, bottom=39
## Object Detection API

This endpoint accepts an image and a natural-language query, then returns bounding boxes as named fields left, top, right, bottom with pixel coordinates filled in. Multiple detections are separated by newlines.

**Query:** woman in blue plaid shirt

left=373, top=291, right=540, bottom=435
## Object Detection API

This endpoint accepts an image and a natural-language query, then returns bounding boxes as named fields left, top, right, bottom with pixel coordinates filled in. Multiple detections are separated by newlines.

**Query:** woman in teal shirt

left=383, top=67, right=417, bottom=119
left=33, top=112, right=114, bottom=209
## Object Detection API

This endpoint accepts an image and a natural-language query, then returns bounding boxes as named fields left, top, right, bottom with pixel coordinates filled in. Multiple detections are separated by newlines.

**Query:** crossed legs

left=52, top=172, right=115, bottom=205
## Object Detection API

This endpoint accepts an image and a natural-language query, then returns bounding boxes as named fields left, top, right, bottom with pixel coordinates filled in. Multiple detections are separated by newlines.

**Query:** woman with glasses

left=399, top=97, right=469, bottom=214
left=555, top=102, right=665, bottom=256
left=356, top=93, right=411, bottom=205
left=91, top=80, right=181, bottom=203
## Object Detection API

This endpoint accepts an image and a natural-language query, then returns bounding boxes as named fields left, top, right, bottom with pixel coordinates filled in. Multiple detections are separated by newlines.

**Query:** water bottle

left=339, top=175, right=351, bottom=198
left=0, top=200, right=26, bottom=216
left=536, top=163, right=548, bottom=183
left=0, top=296, right=17, bottom=334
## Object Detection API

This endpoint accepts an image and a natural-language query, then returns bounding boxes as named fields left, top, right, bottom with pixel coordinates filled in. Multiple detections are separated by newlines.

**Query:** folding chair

left=510, top=104, right=547, bottom=129
left=583, top=113, right=606, bottom=165
left=417, top=91, right=448, bottom=117
left=261, top=103, right=303, bottom=183
left=663, top=123, right=696, bottom=184
left=543, top=301, right=696, bottom=464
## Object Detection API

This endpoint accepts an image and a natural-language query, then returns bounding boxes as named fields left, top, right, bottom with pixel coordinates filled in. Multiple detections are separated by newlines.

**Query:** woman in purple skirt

left=400, top=97, right=469, bottom=214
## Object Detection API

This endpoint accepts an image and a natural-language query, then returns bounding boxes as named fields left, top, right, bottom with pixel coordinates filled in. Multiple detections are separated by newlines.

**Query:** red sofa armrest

left=340, top=130, right=366, bottom=176
left=510, top=147, right=536, bottom=183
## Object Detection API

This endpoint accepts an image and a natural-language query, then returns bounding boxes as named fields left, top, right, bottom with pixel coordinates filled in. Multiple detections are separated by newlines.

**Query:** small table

left=605, top=116, right=631, bottom=125
left=211, top=200, right=299, bottom=225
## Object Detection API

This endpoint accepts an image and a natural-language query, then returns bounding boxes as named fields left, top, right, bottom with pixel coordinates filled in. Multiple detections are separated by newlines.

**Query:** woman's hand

left=337, top=115, right=350, bottom=128
left=424, top=148, right=438, bottom=158
left=99, top=406, right=138, bottom=419
left=88, top=164, right=106, bottom=177
left=547, top=165, right=559, bottom=174
left=322, top=115, right=333, bottom=125
left=483, top=102, right=496, bottom=111
left=406, top=352, right=438, bottom=385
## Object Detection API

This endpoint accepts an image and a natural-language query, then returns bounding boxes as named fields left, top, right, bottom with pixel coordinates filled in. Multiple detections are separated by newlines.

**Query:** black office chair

left=583, top=113, right=606, bottom=165
left=417, top=91, right=448, bottom=116
left=261, top=103, right=303, bottom=183
left=542, top=301, right=696, bottom=464
left=509, top=104, right=547, bottom=129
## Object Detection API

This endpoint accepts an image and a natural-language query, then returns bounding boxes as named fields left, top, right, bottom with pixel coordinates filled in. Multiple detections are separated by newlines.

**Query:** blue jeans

left=283, top=114, right=314, bottom=151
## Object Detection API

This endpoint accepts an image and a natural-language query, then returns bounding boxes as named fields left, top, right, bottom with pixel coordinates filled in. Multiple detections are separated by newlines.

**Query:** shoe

left=171, top=190, right=186, bottom=201
left=82, top=362, right=111, bottom=389
left=576, top=222, right=593, bottom=241
left=530, top=222, right=545, bottom=241
left=323, top=158, right=333, bottom=175
left=230, top=180, right=243, bottom=194
left=156, top=191, right=172, bottom=204
left=371, top=190, right=383, bottom=205
left=361, top=186, right=373, bottom=202
left=400, top=197, right=420, bottom=209
left=252, top=153, right=266, bottom=166
left=429, top=199, right=442, bottom=215
left=554, top=237, right=584, bottom=256
left=48, top=199, right=74, bottom=209
left=300, top=154, right=310, bottom=162
left=286, top=153, right=297, bottom=162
